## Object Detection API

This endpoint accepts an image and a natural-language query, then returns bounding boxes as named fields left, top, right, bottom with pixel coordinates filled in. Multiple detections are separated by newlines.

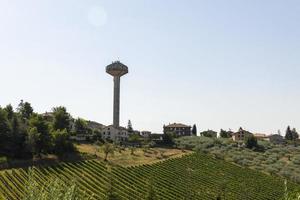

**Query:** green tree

left=101, top=143, right=115, bottom=161
left=128, top=133, right=141, bottom=143
left=4, top=104, right=14, bottom=120
left=74, top=118, right=88, bottom=135
left=129, top=147, right=136, bottom=155
left=52, top=107, right=71, bottom=132
left=291, top=128, right=299, bottom=141
left=162, top=132, right=175, bottom=145
left=0, top=108, right=10, bottom=136
left=201, top=130, right=217, bottom=138
left=17, top=100, right=33, bottom=120
left=220, top=129, right=232, bottom=138
left=285, top=126, right=293, bottom=141
left=8, top=114, right=26, bottom=157
left=0, top=108, right=11, bottom=153
left=27, top=114, right=51, bottom=156
left=245, top=135, right=258, bottom=149
left=127, top=120, right=133, bottom=133
left=26, top=127, right=41, bottom=156
left=51, top=129, right=74, bottom=155
left=192, top=124, right=197, bottom=136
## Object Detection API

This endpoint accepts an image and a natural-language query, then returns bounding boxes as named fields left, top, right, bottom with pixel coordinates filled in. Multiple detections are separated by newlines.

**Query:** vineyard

left=0, top=153, right=299, bottom=200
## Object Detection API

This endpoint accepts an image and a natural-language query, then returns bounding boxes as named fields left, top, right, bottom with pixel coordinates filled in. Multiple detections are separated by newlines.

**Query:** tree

left=4, top=104, right=14, bottom=120
left=127, top=120, right=133, bottom=133
left=8, top=114, right=26, bottom=157
left=27, top=114, right=51, bottom=156
left=128, top=133, right=141, bottom=143
left=74, top=118, right=88, bottom=135
left=285, top=126, right=293, bottom=141
left=130, top=147, right=136, bottom=155
left=0, top=108, right=10, bottom=136
left=26, top=127, right=41, bottom=157
left=51, top=129, right=74, bottom=155
left=52, top=106, right=71, bottom=132
left=291, top=128, right=299, bottom=141
left=201, top=130, right=217, bottom=138
left=245, top=135, right=258, bottom=149
left=17, top=100, right=33, bottom=120
left=192, top=124, right=197, bottom=136
left=220, top=129, right=232, bottom=138
left=162, top=132, right=175, bottom=145
left=101, top=143, right=115, bottom=161
left=0, top=108, right=11, bottom=153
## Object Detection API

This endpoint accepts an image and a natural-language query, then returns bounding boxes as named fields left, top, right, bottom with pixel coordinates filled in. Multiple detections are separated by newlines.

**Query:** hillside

left=0, top=153, right=298, bottom=200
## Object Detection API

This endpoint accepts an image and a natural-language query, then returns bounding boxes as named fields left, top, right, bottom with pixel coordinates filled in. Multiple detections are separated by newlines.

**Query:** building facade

left=163, top=123, right=192, bottom=137
left=101, top=125, right=129, bottom=142
left=232, top=127, right=253, bottom=141
left=141, top=131, right=151, bottom=138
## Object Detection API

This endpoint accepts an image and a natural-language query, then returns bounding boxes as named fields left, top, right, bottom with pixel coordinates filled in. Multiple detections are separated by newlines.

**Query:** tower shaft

left=113, top=76, right=121, bottom=128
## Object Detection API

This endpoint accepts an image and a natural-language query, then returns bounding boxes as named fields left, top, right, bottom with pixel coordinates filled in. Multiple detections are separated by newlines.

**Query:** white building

left=141, top=131, right=151, bottom=138
left=101, top=125, right=129, bottom=142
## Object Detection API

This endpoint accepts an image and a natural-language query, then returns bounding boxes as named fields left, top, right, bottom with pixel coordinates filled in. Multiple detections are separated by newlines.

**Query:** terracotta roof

left=164, top=123, right=191, bottom=128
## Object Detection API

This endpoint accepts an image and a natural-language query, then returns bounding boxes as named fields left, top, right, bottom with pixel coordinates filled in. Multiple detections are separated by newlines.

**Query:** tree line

left=0, top=100, right=92, bottom=159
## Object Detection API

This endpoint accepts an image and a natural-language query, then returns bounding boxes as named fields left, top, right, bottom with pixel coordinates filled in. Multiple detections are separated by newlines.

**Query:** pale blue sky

left=0, top=0, right=299, bottom=134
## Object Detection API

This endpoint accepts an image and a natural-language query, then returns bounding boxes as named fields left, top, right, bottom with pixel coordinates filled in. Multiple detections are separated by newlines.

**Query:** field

left=175, top=136, right=300, bottom=183
left=76, top=143, right=190, bottom=166
left=0, top=153, right=299, bottom=200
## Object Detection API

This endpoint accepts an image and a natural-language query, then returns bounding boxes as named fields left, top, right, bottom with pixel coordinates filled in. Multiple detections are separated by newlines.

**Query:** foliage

left=200, top=130, right=217, bottom=138
left=0, top=153, right=298, bottom=200
left=17, top=100, right=34, bottom=120
left=101, top=142, right=115, bottom=161
left=0, top=101, right=76, bottom=159
left=162, top=132, right=176, bottom=145
left=245, top=134, right=258, bottom=149
left=51, top=129, right=74, bottom=155
left=127, top=120, right=133, bottom=133
left=285, top=126, right=299, bottom=141
left=74, top=118, right=89, bottom=135
left=22, top=170, right=84, bottom=200
left=28, top=114, right=51, bottom=156
left=192, top=124, right=197, bottom=136
left=175, top=136, right=300, bottom=185
left=145, top=181, right=158, bottom=200
left=128, top=133, right=141, bottom=143
left=220, top=129, right=232, bottom=138
left=52, top=107, right=71, bottom=132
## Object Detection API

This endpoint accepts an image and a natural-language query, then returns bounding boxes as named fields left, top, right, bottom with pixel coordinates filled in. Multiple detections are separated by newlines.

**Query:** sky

left=0, top=0, right=299, bottom=134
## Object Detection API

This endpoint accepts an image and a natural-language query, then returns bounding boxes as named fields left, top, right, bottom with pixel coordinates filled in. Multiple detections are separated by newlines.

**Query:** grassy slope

left=0, top=153, right=299, bottom=200
left=76, top=144, right=191, bottom=166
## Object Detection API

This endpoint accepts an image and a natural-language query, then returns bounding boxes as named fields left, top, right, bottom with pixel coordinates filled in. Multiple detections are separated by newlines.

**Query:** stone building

left=141, top=131, right=151, bottom=138
left=101, top=125, right=129, bottom=142
left=232, top=127, right=253, bottom=141
left=163, top=123, right=192, bottom=137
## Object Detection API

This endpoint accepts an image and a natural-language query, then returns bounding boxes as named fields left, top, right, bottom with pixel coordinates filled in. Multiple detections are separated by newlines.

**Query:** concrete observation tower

left=106, top=61, right=128, bottom=128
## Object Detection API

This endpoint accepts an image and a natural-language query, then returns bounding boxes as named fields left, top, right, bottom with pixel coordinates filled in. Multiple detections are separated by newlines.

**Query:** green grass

left=0, top=153, right=299, bottom=200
